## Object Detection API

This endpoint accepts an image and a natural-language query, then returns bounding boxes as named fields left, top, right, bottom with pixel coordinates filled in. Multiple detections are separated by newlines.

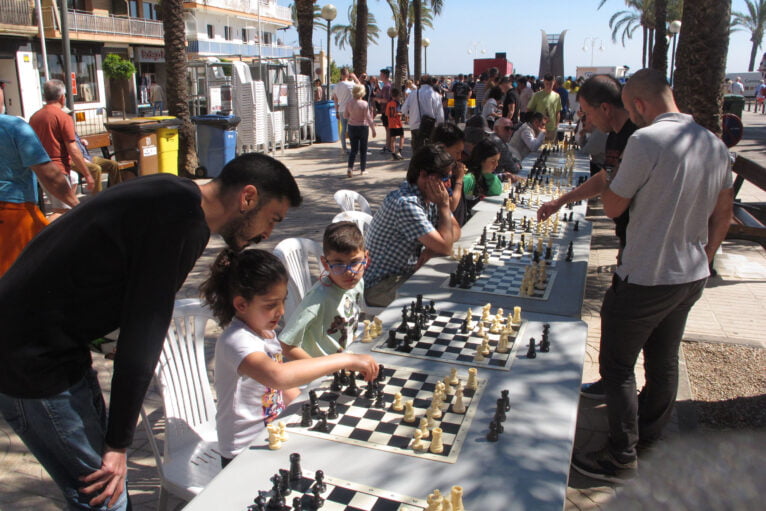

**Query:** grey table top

left=185, top=300, right=588, bottom=511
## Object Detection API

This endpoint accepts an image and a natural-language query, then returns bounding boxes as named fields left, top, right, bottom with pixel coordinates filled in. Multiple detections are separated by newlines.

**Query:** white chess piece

left=474, top=347, right=486, bottom=362
left=372, top=317, right=383, bottom=337
left=452, top=383, right=466, bottom=414
left=425, top=407, right=437, bottom=428
left=451, top=486, right=465, bottom=511
left=426, top=490, right=442, bottom=511
left=429, top=427, right=444, bottom=454
left=497, top=332, right=510, bottom=353
left=465, top=308, right=475, bottom=330
left=512, top=306, right=522, bottom=325
left=403, top=400, right=416, bottom=422
left=480, top=334, right=491, bottom=356
left=278, top=420, right=288, bottom=442
left=466, top=368, right=478, bottom=390
left=443, top=375, right=455, bottom=395
left=267, top=424, right=282, bottom=450
left=448, top=367, right=459, bottom=385
left=392, top=392, right=404, bottom=412
left=411, top=428, right=427, bottom=451
left=441, top=495, right=453, bottom=511
left=418, top=417, right=430, bottom=439
left=360, top=320, right=373, bottom=343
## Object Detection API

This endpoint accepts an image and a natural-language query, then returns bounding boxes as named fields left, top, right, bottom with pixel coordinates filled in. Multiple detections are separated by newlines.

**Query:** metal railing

left=0, top=0, right=32, bottom=26
left=43, top=7, right=164, bottom=39
left=200, top=0, right=291, bottom=22
left=188, top=40, right=295, bottom=58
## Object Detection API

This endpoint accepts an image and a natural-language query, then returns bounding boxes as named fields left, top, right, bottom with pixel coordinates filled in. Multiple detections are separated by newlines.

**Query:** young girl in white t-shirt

left=201, top=249, right=379, bottom=467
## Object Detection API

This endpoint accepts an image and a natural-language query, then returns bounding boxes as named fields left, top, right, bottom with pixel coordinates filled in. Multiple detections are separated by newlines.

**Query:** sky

left=283, top=0, right=762, bottom=78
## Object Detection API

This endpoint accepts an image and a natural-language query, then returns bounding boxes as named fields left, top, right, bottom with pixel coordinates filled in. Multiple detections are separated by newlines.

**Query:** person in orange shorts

left=0, top=79, right=78, bottom=276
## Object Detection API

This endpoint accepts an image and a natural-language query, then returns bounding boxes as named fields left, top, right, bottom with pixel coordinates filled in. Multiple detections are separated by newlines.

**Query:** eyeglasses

left=327, top=259, right=367, bottom=275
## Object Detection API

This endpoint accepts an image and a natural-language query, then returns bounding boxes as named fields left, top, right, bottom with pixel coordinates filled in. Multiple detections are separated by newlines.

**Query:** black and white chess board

left=442, top=262, right=558, bottom=300
left=284, top=366, right=485, bottom=463
left=372, top=309, right=525, bottom=371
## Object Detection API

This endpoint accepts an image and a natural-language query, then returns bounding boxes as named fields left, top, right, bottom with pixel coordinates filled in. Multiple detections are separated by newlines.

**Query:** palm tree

left=159, top=0, right=197, bottom=177
left=387, top=0, right=410, bottom=87
left=406, top=2, right=435, bottom=42
left=603, top=0, right=655, bottom=68
left=652, top=0, right=668, bottom=74
left=293, top=0, right=317, bottom=76
left=354, top=0, right=369, bottom=76
left=674, top=0, right=732, bottom=135
left=732, top=0, right=766, bottom=71
left=332, top=3, right=380, bottom=53
left=413, top=0, right=443, bottom=80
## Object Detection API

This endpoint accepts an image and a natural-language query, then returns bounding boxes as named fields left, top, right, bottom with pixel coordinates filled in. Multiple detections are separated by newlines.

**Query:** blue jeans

left=347, top=124, right=369, bottom=172
left=152, top=101, right=163, bottom=115
left=453, top=99, right=468, bottom=124
left=0, top=370, right=131, bottom=510
left=339, top=117, right=349, bottom=152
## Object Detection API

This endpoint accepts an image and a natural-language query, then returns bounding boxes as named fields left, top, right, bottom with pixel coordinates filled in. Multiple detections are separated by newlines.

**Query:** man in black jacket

left=0, top=152, right=301, bottom=510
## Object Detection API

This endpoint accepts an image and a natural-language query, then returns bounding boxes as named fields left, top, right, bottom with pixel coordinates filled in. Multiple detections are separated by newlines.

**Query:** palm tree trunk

left=652, top=0, right=668, bottom=75
left=296, top=0, right=315, bottom=76
left=395, top=0, right=409, bottom=87
left=160, top=0, right=197, bottom=177
left=354, top=0, right=368, bottom=75
left=413, top=0, right=422, bottom=80
left=647, top=28, right=655, bottom=67
left=674, top=0, right=732, bottom=135
left=748, top=39, right=759, bottom=72
left=642, top=26, right=648, bottom=68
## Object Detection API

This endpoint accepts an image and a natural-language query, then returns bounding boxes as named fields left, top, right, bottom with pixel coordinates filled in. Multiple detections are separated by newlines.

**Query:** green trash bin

left=723, top=94, right=745, bottom=118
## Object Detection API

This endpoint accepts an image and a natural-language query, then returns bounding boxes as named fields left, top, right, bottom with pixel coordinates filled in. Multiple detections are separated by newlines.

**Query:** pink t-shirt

left=344, top=99, right=375, bottom=127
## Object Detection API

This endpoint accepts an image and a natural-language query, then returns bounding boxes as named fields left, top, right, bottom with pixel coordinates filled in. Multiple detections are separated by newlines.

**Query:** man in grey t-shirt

left=571, top=69, right=733, bottom=484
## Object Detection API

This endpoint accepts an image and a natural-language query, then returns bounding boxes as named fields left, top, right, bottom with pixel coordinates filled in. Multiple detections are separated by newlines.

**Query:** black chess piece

left=314, top=470, right=327, bottom=492
left=566, top=241, right=574, bottom=262
left=545, top=246, right=552, bottom=260
left=486, top=420, right=499, bottom=442
left=495, top=398, right=507, bottom=422
left=309, top=390, right=320, bottom=418
left=310, top=411, right=330, bottom=433
left=461, top=317, right=469, bottom=334
left=501, top=389, right=511, bottom=412
left=292, top=496, right=303, bottom=511
left=338, top=369, right=350, bottom=386
left=268, top=474, right=285, bottom=510
left=364, top=380, right=377, bottom=399
left=493, top=413, right=505, bottom=433
left=574, top=220, right=579, bottom=231
left=526, top=338, right=537, bottom=359
left=386, top=329, right=398, bottom=349
left=429, top=300, right=437, bottom=317
left=327, top=399, right=339, bottom=419
left=279, top=468, right=292, bottom=496
left=300, top=403, right=313, bottom=427
left=397, top=308, right=409, bottom=332
left=312, top=487, right=325, bottom=509
left=343, top=371, right=360, bottom=396
left=448, top=272, right=458, bottom=287
left=377, top=364, right=386, bottom=383
left=330, top=371, right=341, bottom=391
left=289, top=453, right=302, bottom=482
left=250, top=492, right=267, bottom=511
left=374, top=388, right=385, bottom=408
left=416, top=293, right=423, bottom=311
left=540, top=333, right=551, bottom=353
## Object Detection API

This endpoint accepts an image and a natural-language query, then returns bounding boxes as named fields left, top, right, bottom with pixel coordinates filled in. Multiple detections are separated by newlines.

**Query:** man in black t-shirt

left=451, top=74, right=471, bottom=124
left=0, top=153, right=302, bottom=510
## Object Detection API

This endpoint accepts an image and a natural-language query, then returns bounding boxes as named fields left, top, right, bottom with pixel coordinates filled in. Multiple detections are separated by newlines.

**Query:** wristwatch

left=604, top=166, right=614, bottom=184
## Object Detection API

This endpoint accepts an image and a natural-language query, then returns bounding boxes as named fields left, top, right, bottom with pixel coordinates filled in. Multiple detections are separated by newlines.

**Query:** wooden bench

left=80, top=132, right=137, bottom=171
left=727, top=154, right=766, bottom=245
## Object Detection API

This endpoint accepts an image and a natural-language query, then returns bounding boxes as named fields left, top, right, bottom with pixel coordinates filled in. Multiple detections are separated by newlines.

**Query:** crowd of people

left=0, top=65, right=736, bottom=509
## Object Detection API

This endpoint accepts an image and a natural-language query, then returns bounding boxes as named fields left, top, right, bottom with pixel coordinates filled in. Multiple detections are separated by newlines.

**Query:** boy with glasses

left=280, top=221, right=369, bottom=358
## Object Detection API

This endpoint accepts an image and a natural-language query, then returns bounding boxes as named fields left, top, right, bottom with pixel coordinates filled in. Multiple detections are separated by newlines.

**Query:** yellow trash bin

left=146, top=116, right=181, bottom=175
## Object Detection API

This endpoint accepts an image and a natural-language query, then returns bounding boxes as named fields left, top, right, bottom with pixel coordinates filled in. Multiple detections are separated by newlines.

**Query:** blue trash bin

left=192, top=114, right=241, bottom=178
left=314, top=100, right=339, bottom=143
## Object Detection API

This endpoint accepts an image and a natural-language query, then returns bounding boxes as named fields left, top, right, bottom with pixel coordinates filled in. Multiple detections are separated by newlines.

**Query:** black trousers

left=599, top=274, right=706, bottom=461
left=411, top=128, right=429, bottom=153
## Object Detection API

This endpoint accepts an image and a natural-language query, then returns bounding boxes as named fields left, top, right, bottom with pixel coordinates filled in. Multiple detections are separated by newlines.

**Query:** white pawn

left=480, top=334, right=491, bottom=356
left=512, top=306, right=522, bottom=325
left=451, top=486, right=465, bottom=511
left=426, top=490, right=442, bottom=511
left=403, top=400, right=416, bottom=422
left=411, top=428, right=427, bottom=451
left=360, top=320, right=373, bottom=343
left=490, top=315, right=503, bottom=334
left=372, top=317, right=383, bottom=337
left=448, top=367, right=459, bottom=385
left=466, top=368, right=478, bottom=390
left=429, top=427, right=444, bottom=454
left=476, top=321, right=485, bottom=337
left=452, top=383, right=466, bottom=414
left=392, top=392, right=404, bottom=412
left=425, top=406, right=437, bottom=428
left=267, top=424, right=282, bottom=450
left=278, top=420, right=288, bottom=442
left=429, top=397, right=443, bottom=420
left=418, top=417, right=430, bottom=439
left=443, top=375, right=455, bottom=395
left=441, top=495, right=453, bottom=511
left=474, top=347, right=486, bottom=362
left=465, top=308, right=475, bottom=330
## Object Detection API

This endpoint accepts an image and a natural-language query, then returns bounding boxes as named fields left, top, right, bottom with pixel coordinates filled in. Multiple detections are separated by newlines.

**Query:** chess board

left=249, top=471, right=428, bottom=510
left=285, top=365, right=486, bottom=463
left=469, top=237, right=562, bottom=267
left=442, top=262, right=558, bottom=300
left=372, top=309, right=526, bottom=371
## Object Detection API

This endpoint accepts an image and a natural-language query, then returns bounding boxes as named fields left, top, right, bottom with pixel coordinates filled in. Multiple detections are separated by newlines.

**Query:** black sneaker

left=580, top=379, right=606, bottom=399
left=571, top=448, right=637, bottom=484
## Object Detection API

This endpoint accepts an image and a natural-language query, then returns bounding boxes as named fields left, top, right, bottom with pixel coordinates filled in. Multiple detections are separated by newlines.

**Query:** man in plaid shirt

left=364, top=145, right=461, bottom=306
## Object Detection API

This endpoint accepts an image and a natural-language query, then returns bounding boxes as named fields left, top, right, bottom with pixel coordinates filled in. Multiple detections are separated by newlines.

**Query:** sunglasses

left=327, top=259, right=367, bottom=275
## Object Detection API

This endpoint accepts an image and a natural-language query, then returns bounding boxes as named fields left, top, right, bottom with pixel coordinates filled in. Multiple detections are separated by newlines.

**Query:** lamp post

left=320, top=4, right=337, bottom=100
left=582, top=37, right=605, bottom=66
left=387, top=27, right=397, bottom=85
left=422, top=38, right=430, bottom=75
left=669, top=20, right=682, bottom=86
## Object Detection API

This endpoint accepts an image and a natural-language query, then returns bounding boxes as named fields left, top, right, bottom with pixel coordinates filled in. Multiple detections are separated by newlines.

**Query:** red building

left=473, top=53, right=514, bottom=77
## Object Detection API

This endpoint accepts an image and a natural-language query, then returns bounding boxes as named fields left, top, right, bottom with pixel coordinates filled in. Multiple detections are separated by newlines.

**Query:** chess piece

left=267, top=424, right=282, bottom=450
left=495, top=398, right=507, bottom=422
left=476, top=321, right=485, bottom=337
left=480, top=334, right=491, bottom=356
left=501, top=389, right=511, bottom=412
left=466, top=368, right=478, bottom=390
left=310, top=411, right=330, bottom=432
left=474, top=347, right=486, bottom=362
left=289, top=452, right=302, bottom=482
left=300, top=403, right=313, bottom=427
left=373, top=388, right=385, bottom=408
left=330, top=371, right=342, bottom=391
left=360, top=320, right=373, bottom=343
left=425, top=406, right=437, bottom=428
left=429, top=396, right=443, bottom=420
left=403, top=400, right=416, bottom=422
left=292, top=496, right=303, bottom=511
left=327, top=399, right=339, bottom=420
left=443, top=375, right=455, bottom=395
left=448, top=367, right=459, bottom=385
left=314, top=469, right=326, bottom=492
left=465, top=308, right=474, bottom=330
left=512, top=306, right=522, bottom=326
left=426, top=490, right=442, bottom=511
left=372, top=317, right=383, bottom=337
left=429, top=427, right=444, bottom=454
left=418, top=417, right=430, bottom=439
left=278, top=420, right=288, bottom=442
left=392, top=392, right=404, bottom=412
left=311, top=487, right=324, bottom=509
left=279, top=468, right=292, bottom=496
left=496, top=331, right=510, bottom=353
left=452, top=383, right=466, bottom=414
left=451, top=486, right=465, bottom=511
left=526, top=337, right=537, bottom=359
left=486, top=420, right=499, bottom=442
left=344, top=371, right=360, bottom=396
left=411, top=428, right=427, bottom=451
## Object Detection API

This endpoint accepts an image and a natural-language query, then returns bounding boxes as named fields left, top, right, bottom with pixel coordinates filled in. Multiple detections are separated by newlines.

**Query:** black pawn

left=540, top=334, right=551, bottom=353
left=387, top=329, right=398, bottom=349
left=327, top=399, right=339, bottom=420
left=300, top=403, right=313, bottom=427
left=289, top=453, right=302, bottom=482
left=338, top=370, right=350, bottom=386
left=364, top=380, right=377, bottom=399
left=461, top=317, right=469, bottom=334
left=343, top=371, right=360, bottom=396
left=501, top=389, right=511, bottom=412
left=292, top=496, right=303, bottom=511
left=312, top=488, right=325, bottom=509
left=448, top=272, right=457, bottom=287
left=487, top=420, right=499, bottom=442
left=310, top=411, right=330, bottom=433
left=545, top=246, right=552, bottom=260
left=526, top=337, right=537, bottom=359
left=314, top=469, right=327, bottom=492
left=309, top=390, right=320, bottom=418
left=251, top=492, right=266, bottom=511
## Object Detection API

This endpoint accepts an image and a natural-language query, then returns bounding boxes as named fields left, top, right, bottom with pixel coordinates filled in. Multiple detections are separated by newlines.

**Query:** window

left=241, top=28, right=247, bottom=42
left=224, top=26, right=232, bottom=41
left=261, top=31, right=272, bottom=45
left=142, top=2, right=159, bottom=20
left=39, top=52, right=100, bottom=104
left=207, top=24, right=215, bottom=39
left=128, top=0, right=138, bottom=18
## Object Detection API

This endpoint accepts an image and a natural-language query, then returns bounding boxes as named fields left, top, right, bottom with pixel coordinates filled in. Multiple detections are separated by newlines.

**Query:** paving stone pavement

left=1, top=110, right=764, bottom=511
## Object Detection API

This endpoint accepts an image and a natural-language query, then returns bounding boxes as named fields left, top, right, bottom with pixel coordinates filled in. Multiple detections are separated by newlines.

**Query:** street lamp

left=582, top=37, right=605, bottom=66
left=320, top=4, right=337, bottom=100
left=387, top=27, right=397, bottom=85
left=669, top=20, right=682, bottom=86
left=422, top=37, right=430, bottom=75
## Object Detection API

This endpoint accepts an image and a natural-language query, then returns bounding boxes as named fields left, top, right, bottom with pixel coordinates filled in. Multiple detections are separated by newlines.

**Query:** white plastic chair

left=140, top=299, right=220, bottom=510
left=332, top=210, right=373, bottom=236
left=273, top=237, right=323, bottom=323
left=333, top=189, right=373, bottom=215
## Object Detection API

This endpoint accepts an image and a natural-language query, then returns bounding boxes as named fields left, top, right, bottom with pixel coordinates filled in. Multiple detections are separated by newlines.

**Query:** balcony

left=188, top=40, right=295, bottom=58
left=187, top=0, right=291, bottom=25
left=43, top=7, right=164, bottom=40
left=0, top=0, right=31, bottom=26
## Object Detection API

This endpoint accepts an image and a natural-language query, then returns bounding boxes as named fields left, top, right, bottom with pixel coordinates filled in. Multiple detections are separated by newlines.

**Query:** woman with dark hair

left=431, top=123, right=469, bottom=226
left=463, top=138, right=503, bottom=206
left=481, top=86, right=504, bottom=128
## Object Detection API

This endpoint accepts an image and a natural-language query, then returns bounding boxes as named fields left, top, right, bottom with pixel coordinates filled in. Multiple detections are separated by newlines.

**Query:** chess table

left=185, top=300, right=588, bottom=511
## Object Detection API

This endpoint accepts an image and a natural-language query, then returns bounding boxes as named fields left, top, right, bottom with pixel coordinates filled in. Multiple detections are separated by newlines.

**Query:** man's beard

left=219, top=203, right=262, bottom=250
